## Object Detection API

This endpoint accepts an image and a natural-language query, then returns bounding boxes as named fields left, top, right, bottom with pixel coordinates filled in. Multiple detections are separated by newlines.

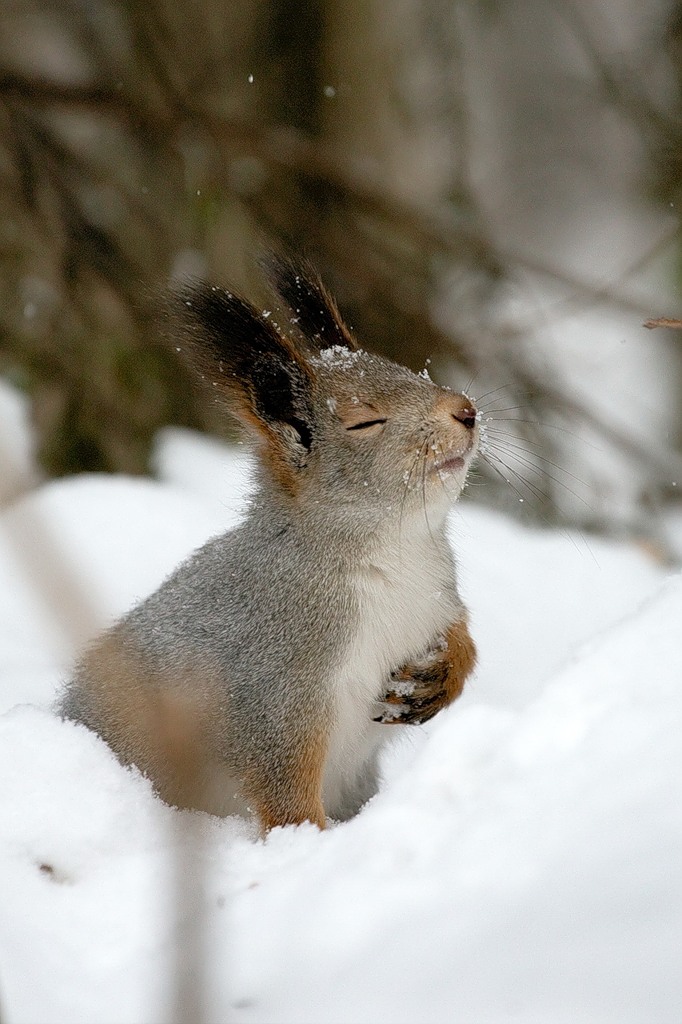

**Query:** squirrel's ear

left=262, top=254, right=358, bottom=353
left=173, top=283, right=315, bottom=459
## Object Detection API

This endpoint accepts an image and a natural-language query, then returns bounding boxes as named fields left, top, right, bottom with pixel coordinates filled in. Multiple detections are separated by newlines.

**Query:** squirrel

left=59, top=255, right=479, bottom=832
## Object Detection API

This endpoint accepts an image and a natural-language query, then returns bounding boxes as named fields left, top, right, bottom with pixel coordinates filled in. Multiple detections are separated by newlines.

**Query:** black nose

left=453, top=406, right=477, bottom=430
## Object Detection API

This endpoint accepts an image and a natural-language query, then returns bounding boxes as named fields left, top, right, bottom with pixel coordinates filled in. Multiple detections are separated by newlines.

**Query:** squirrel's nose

left=434, top=390, right=478, bottom=433
left=449, top=394, right=477, bottom=430
left=453, top=407, right=477, bottom=430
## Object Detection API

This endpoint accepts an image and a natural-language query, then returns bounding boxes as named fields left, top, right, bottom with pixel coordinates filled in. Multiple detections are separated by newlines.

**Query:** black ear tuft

left=173, top=283, right=314, bottom=449
left=262, top=254, right=358, bottom=352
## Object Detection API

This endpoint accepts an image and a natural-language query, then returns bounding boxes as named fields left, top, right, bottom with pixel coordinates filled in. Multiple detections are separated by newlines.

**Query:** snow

left=314, top=345, right=362, bottom=368
left=0, top=385, right=681, bottom=1023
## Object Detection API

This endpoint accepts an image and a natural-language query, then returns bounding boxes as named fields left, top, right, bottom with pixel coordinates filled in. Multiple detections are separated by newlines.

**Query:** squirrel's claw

left=376, top=654, right=451, bottom=725
left=374, top=689, right=444, bottom=725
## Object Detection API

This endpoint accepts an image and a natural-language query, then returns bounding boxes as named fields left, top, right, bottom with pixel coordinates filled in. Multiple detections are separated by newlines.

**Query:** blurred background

left=1, top=0, right=681, bottom=546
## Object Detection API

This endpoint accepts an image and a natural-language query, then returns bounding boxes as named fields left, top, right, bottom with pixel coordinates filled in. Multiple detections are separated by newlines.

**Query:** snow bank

left=0, top=423, right=680, bottom=1024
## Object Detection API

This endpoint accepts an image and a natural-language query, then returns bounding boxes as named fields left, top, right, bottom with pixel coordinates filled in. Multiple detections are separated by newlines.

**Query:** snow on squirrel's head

left=172, top=254, right=479, bottom=528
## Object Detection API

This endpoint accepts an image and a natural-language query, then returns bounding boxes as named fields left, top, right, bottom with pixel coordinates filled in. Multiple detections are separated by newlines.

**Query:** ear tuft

left=171, top=282, right=314, bottom=452
left=262, top=254, right=358, bottom=353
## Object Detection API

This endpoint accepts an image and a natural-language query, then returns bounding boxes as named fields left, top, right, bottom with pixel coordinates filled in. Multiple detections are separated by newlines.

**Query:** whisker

left=472, top=383, right=511, bottom=404
left=420, top=437, right=437, bottom=547
left=481, top=430, right=548, bottom=454
left=478, top=404, right=529, bottom=416
left=483, top=428, right=547, bottom=449
left=483, top=417, right=604, bottom=450
left=483, top=439, right=594, bottom=511
left=481, top=450, right=597, bottom=561
left=399, top=435, right=428, bottom=546
left=480, top=451, right=543, bottom=511
left=484, top=433, right=592, bottom=488
left=483, top=447, right=553, bottom=506
left=480, top=451, right=591, bottom=554
left=483, top=439, right=568, bottom=494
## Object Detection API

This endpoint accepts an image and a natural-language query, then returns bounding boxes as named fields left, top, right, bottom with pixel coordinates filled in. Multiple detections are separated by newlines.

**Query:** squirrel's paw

left=374, top=654, right=449, bottom=726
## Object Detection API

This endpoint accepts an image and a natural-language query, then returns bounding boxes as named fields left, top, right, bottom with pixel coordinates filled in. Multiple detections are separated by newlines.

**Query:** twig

left=643, top=316, right=682, bottom=329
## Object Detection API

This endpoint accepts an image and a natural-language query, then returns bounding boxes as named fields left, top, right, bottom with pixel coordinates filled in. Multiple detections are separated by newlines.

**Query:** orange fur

left=247, top=726, right=328, bottom=833
left=441, top=616, right=477, bottom=704
left=72, top=633, right=231, bottom=812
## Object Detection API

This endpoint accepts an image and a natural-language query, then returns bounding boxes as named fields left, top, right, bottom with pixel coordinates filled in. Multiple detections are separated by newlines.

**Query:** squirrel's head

left=173, top=256, right=478, bottom=531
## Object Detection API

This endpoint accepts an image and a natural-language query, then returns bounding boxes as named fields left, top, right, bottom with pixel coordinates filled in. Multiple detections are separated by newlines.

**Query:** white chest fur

left=321, top=526, right=460, bottom=819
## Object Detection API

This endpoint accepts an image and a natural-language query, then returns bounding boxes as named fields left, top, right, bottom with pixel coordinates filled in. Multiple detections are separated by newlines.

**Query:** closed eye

left=345, top=418, right=387, bottom=431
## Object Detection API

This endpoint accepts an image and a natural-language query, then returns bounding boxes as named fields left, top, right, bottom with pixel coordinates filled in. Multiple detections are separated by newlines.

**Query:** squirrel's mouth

left=432, top=454, right=465, bottom=476
left=431, top=437, right=476, bottom=477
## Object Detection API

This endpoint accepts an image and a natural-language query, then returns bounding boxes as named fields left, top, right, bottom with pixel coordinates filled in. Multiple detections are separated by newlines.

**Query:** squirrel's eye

left=345, top=418, right=387, bottom=432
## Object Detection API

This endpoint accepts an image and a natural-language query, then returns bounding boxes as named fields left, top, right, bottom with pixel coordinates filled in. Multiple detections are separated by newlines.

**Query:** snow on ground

left=1, top=400, right=681, bottom=1023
